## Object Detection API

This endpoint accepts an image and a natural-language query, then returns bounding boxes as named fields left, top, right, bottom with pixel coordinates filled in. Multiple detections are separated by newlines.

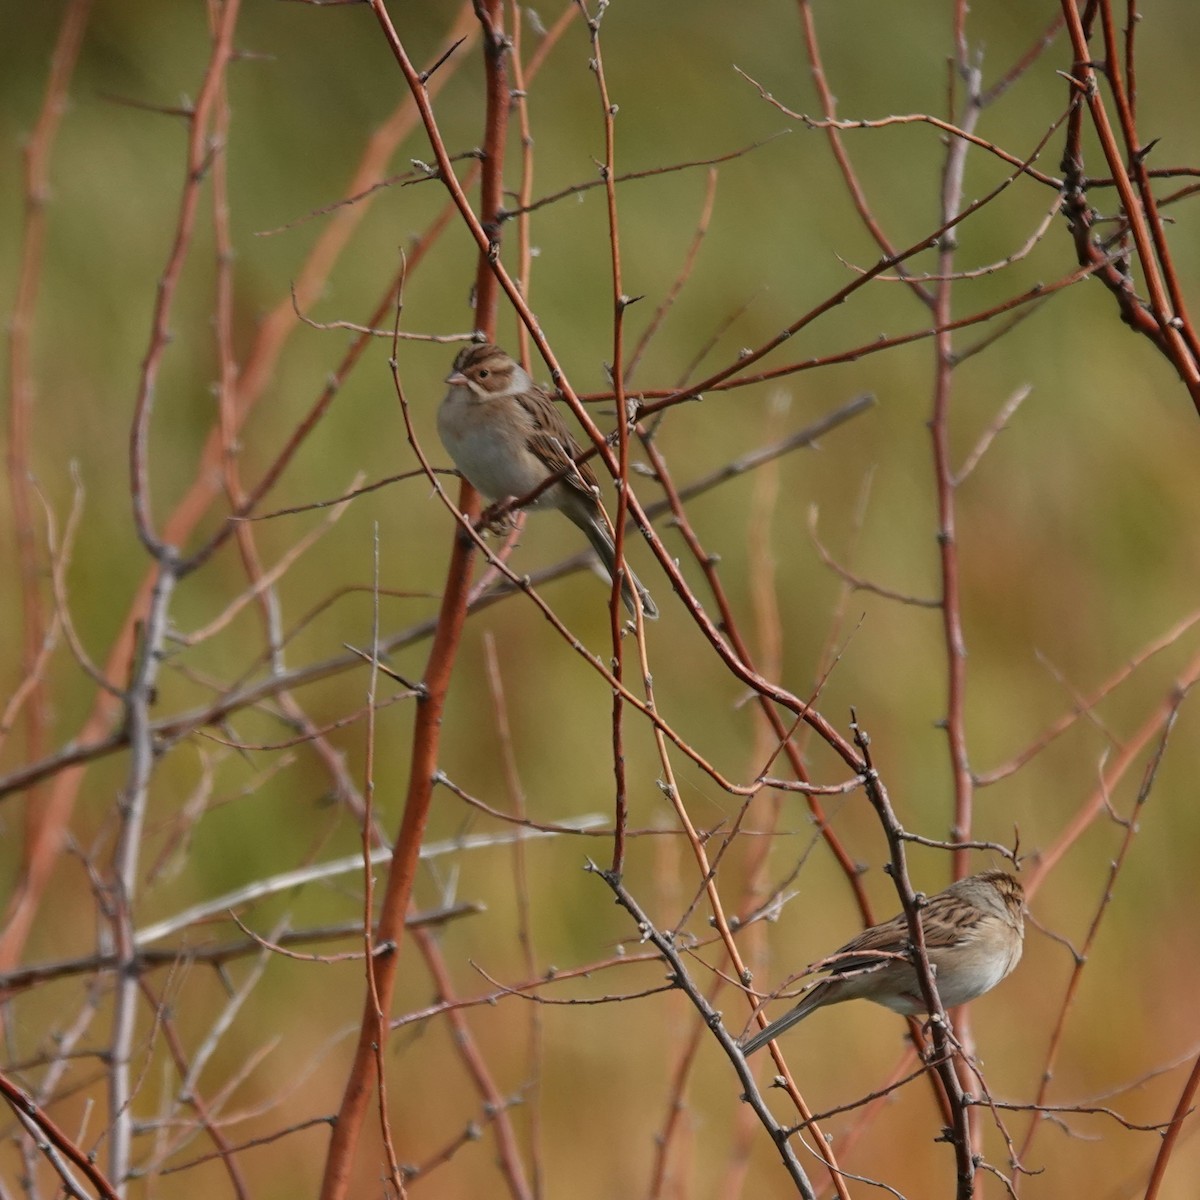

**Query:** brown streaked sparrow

left=740, top=870, right=1024, bottom=1056
left=438, top=343, right=658, bottom=619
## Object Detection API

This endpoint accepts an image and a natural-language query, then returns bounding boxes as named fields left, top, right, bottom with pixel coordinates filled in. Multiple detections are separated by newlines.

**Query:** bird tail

left=740, top=990, right=824, bottom=1056
left=578, top=512, right=658, bottom=620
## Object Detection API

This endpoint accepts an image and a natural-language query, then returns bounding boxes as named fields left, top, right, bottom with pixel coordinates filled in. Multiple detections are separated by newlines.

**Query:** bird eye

left=477, top=369, right=489, bottom=379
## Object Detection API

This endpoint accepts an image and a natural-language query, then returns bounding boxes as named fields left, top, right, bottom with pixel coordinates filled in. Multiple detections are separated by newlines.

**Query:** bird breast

left=438, top=386, right=555, bottom=504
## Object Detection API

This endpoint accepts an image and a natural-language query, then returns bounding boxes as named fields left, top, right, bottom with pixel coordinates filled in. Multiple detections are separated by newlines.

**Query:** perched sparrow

left=438, top=343, right=658, bottom=619
left=740, top=870, right=1024, bottom=1056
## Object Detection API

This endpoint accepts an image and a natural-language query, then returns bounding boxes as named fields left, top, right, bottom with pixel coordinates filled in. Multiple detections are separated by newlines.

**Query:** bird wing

left=516, top=387, right=602, bottom=502
left=820, top=915, right=908, bottom=976
left=823, top=901, right=975, bottom=976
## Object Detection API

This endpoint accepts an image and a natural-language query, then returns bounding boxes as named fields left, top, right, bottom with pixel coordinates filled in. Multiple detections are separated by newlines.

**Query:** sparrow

left=740, top=870, right=1024, bottom=1056
left=438, top=343, right=658, bottom=619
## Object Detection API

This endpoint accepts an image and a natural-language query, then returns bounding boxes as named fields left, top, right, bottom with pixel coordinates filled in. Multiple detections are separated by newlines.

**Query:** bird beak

left=445, top=370, right=468, bottom=386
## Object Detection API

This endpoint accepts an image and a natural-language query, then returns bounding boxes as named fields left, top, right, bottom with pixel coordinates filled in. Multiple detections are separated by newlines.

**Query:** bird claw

left=478, top=502, right=519, bottom=536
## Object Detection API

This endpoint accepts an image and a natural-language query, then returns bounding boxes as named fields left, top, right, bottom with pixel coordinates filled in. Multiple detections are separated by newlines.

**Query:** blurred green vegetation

left=3, top=1, right=1200, bottom=1197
